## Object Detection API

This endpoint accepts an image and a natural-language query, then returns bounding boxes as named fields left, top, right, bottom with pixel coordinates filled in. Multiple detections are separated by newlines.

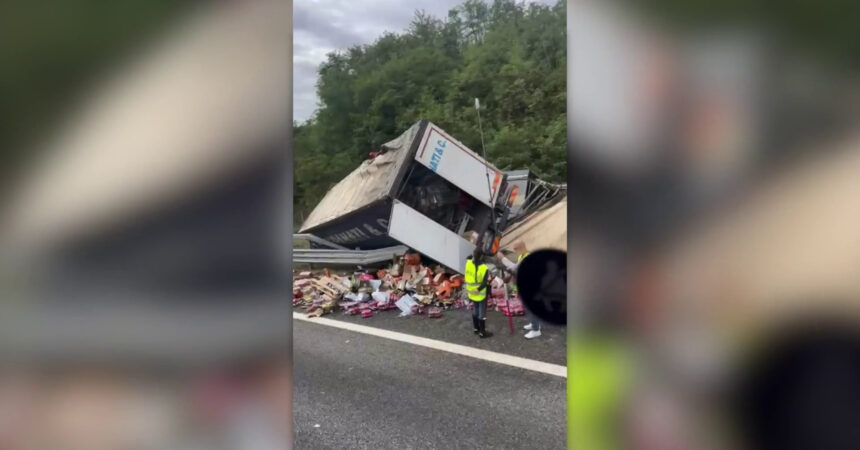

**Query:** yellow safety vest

left=513, top=252, right=529, bottom=293
left=465, top=259, right=489, bottom=302
left=568, top=334, right=632, bottom=450
left=518, top=252, right=530, bottom=264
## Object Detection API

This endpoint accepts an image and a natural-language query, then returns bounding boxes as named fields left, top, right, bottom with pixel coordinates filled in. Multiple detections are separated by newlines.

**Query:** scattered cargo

left=292, top=254, right=522, bottom=320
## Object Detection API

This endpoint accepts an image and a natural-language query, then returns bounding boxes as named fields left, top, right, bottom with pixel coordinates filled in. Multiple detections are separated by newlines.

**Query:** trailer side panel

left=414, top=123, right=503, bottom=207
left=388, top=200, right=476, bottom=273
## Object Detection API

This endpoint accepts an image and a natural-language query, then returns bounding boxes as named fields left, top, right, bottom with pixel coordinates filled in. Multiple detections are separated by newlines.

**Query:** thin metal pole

left=476, top=98, right=513, bottom=333
left=505, top=283, right=514, bottom=334
left=474, top=98, right=499, bottom=254
left=475, top=98, right=495, bottom=207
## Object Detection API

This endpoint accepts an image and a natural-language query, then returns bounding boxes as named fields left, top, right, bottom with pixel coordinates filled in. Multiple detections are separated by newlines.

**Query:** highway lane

left=293, top=319, right=566, bottom=449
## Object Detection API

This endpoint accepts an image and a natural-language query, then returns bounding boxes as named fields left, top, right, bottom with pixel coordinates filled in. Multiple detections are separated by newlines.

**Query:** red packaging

left=499, top=300, right=526, bottom=316
left=405, top=253, right=421, bottom=266
left=361, top=310, right=373, bottom=318
left=509, top=299, right=525, bottom=314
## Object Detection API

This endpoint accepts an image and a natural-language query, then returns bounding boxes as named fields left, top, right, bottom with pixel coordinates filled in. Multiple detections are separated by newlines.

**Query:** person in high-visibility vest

left=465, top=247, right=493, bottom=338
left=496, top=240, right=541, bottom=339
left=568, top=331, right=632, bottom=450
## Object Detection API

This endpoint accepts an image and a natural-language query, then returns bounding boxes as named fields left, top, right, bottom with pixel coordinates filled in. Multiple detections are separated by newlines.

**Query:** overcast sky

left=293, top=0, right=555, bottom=123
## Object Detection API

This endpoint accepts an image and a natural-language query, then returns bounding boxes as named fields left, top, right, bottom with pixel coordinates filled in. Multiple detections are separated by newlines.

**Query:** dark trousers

left=529, top=313, right=541, bottom=331
left=471, top=300, right=487, bottom=321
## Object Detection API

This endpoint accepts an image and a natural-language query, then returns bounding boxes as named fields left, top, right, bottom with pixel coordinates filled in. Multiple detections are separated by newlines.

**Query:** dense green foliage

left=294, top=0, right=567, bottom=225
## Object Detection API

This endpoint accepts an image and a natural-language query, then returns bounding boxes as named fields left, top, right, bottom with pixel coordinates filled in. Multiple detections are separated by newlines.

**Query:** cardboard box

left=314, top=277, right=350, bottom=298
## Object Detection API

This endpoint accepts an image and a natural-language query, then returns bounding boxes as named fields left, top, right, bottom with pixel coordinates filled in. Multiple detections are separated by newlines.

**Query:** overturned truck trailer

left=299, top=120, right=513, bottom=273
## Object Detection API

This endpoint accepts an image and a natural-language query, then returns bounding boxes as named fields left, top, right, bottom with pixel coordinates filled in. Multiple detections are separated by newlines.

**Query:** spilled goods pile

left=293, top=253, right=526, bottom=320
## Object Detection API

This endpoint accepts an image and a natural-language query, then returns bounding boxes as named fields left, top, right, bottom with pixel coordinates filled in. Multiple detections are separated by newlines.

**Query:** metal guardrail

left=292, top=245, right=410, bottom=266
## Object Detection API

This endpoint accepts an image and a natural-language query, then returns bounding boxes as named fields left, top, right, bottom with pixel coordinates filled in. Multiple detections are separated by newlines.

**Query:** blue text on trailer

left=429, top=139, right=446, bottom=172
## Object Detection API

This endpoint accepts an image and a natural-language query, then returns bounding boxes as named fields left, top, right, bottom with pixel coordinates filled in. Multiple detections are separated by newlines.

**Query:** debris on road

left=293, top=253, right=524, bottom=320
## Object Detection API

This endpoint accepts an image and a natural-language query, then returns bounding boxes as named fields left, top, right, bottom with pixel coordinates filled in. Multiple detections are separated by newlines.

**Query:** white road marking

left=293, top=312, right=567, bottom=378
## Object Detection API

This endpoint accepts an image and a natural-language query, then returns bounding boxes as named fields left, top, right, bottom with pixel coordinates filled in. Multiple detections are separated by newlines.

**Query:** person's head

left=472, top=248, right=483, bottom=262
left=513, top=240, right=528, bottom=255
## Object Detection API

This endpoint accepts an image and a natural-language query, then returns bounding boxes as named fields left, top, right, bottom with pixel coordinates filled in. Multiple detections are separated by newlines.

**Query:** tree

left=293, top=0, right=568, bottom=226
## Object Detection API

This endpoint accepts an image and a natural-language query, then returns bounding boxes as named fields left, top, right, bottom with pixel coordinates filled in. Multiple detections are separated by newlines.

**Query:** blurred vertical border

left=0, top=0, right=294, bottom=448
left=566, top=0, right=860, bottom=449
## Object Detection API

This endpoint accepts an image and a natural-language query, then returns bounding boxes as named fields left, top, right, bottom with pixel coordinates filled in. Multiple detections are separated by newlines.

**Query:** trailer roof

left=299, top=122, right=422, bottom=232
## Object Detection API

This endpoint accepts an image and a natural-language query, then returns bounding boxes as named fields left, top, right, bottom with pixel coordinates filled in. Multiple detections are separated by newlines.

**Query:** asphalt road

left=324, top=306, right=567, bottom=366
left=293, top=319, right=567, bottom=449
